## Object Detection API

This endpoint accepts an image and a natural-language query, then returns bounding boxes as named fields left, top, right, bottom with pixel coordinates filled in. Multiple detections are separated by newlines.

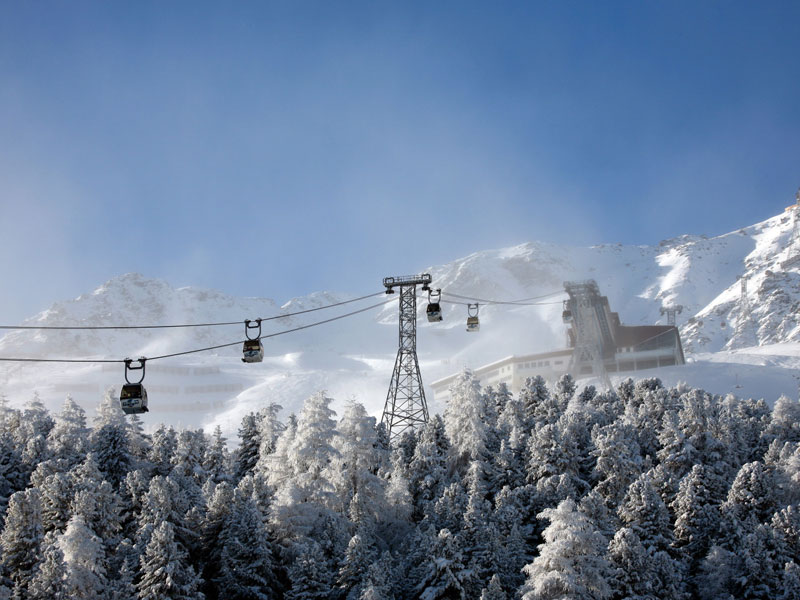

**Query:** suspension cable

left=0, top=299, right=394, bottom=364
left=0, top=291, right=385, bottom=331
left=148, top=299, right=393, bottom=361
left=414, top=291, right=563, bottom=307
left=439, top=298, right=564, bottom=307
left=442, top=290, right=565, bottom=306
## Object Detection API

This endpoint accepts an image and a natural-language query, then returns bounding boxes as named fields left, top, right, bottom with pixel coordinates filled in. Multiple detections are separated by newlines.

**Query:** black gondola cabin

left=242, top=339, right=264, bottom=363
left=427, top=303, right=442, bottom=322
left=427, top=288, right=443, bottom=322
left=120, top=383, right=148, bottom=414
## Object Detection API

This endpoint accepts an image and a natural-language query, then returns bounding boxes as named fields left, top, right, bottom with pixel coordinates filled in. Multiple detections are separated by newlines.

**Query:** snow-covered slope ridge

left=678, top=212, right=800, bottom=352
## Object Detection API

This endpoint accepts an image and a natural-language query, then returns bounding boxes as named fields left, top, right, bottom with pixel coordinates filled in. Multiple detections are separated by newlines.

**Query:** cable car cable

left=442, top=290, right=565, bottom=306
left=0, top=291, right=385, bottom=331
left=0, top=298, right=394, bottom=364
left=458, top=289, right=565, bottom=302
left=413, top=291, right=561, bottom=308
left=437, top=298, right=564, bottom=307
left=0, top=357, right=123, bottom=364
left=148, top=299, right=392, bottom=361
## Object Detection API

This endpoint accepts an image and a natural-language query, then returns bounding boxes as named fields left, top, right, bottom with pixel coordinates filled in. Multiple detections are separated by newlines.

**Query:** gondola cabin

left=242, top=339, right=264, bottom=363
left=427, top=302, right=442, bottom=322
left=120, top=383, right=148, bottom=414
left=466, top=316, right=480, bottom=332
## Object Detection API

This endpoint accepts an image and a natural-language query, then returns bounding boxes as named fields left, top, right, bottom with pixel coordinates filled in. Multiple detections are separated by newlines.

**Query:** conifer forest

left=0, top=372, right=799, bottom=599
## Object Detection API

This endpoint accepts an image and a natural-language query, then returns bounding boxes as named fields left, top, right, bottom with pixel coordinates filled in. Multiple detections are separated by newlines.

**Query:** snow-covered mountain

left=3, top=209, right=800, bottom=437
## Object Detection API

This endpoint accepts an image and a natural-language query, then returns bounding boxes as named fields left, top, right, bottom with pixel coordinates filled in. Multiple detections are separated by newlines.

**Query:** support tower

left=564, top=280, right=614, bottom=391
left=735, top=275, right=757, bottom=346
left=382, top=274, right=432, bottom=441
left=660, top=304, right=684, bottom=327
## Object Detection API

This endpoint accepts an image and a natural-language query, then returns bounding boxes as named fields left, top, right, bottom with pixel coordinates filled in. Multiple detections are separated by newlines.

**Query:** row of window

left=493, top=358, right=567, bottom=375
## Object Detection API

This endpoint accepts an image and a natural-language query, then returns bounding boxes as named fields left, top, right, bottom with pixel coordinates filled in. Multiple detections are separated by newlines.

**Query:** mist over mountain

left=3, top=209, right=800, bottom=436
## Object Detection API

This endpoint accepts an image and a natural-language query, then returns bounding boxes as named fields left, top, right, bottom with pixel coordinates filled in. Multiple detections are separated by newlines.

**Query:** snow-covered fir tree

left=765, top=395, right=800, bottom=445
left=0, top=432, right=25, bottom=520
left=213, top=490, right=278, bottom=600
left=91, top=423, right=132, bottom=488
left=407, top=415, right=450, bottom=522
left=172, top=429, right=209, bottom=485
left=46, top=396, right=89, bottom=469
left=337, top=533, right=377, bottom=599
left=37, top=471, right=72, bottom=535
left=57, top=514, right=108, bottom=599
left=203, top=425, right=231, bottom=485
left=271, top=391, right=343, bottom=551
left=332, top=401, right=384, bottom=523
left=285, top=540, right=334, bottom=600
left=444, top=369, right=487, bottom=473
left=479, top=574, right=507, bottom=600
left=93, top=388, right=126, bottom=429
left=520, top=375, right=558, bottom=428
left=672, top=464, right=721, bottom=566
left=591, top=420, right=642, bottom=507
left=255, top=403, right=285, bottom=472
left=519, top=498, right=610, bottom=600
left=416, top=528, right=471, bottom=600
left=236, top=413, right=262, bottom=482
left=137, top=520, right=203, bottom=600
left=357, top=551, right=394, bottom=600
left=0, top=488, right=42, bottom=596
left=149, top=424, right=178, bottom=476
left=27, top=535, right=68, bottom=600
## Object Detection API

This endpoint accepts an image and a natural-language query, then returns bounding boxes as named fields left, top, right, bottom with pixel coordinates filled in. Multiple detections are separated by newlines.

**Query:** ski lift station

left=431, top=280, right=685, bottom=404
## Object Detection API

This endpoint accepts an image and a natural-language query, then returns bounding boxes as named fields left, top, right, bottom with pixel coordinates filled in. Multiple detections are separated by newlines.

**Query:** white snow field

left=2, top=209, right=800, bottom=436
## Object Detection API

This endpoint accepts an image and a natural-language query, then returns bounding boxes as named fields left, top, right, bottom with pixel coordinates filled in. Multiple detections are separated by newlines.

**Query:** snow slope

left=2, top=209, right=800, bottom=436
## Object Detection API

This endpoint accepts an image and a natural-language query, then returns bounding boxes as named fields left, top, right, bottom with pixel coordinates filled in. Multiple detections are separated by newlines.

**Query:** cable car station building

left=431, top=280, right=685, bottom=403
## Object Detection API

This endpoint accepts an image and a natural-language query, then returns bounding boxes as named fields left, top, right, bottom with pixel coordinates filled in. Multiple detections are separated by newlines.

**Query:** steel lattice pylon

left=381, top=274, right=431, bottom=441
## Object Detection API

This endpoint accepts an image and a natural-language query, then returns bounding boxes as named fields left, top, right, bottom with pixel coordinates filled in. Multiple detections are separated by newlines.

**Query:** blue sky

left=1, top=1, right=799, bottom=323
